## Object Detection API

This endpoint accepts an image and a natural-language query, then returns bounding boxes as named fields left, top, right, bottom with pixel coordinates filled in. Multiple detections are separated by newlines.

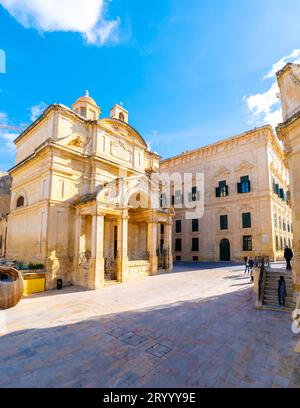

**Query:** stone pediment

left=100, top=118, right=148, bottom=149
left=234, top=160, right=254, bottom=173
left=214, top=165, right=231, bottom=178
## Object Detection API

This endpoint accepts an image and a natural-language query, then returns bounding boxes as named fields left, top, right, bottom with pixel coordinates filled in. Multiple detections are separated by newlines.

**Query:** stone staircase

left=263, top=269, right=296, bottom=312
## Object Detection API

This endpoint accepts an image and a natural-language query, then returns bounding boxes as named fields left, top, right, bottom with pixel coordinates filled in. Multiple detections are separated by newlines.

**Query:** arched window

left=119, top=112, right=125, bottom=121
left=16, top=196, right=25, bottom=208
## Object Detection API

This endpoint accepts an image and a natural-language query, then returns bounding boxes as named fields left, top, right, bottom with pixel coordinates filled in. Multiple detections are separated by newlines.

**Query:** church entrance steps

left=104, top=280, right=119, bottom=286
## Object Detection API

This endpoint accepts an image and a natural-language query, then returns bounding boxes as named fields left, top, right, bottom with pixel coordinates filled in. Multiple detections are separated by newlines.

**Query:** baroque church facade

left=0, top=93, right=174, bottom=290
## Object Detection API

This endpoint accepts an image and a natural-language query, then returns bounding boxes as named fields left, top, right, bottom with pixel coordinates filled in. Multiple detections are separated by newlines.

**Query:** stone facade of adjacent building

left=161, top=126, right=292, bottom=262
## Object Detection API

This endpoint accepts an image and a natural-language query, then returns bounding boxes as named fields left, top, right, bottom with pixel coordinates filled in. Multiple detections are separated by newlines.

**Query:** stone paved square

left=146, top=343, right=172, bottom=358
left=0, top=262, right=299, bottom=388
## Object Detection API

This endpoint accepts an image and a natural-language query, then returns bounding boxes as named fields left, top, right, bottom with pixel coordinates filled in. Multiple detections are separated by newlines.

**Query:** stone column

left=117, top=212, right=129, bottom=282
left=277, top=63, right=300, bottom=353
left=277, top=64, right=300, bottom=297
left=147, top=221, right=158, bottom=275
left=72, top=212, right=82, bottom=286
left=90, top=212, right=105, bottom=289
left=165, top=221, right=173, bottom=272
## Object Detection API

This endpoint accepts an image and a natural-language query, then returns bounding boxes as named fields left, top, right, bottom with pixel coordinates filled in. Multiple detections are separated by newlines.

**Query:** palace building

left=161, top=126, right=293, bottom=262
left=2, top=92, right=174, bottom=290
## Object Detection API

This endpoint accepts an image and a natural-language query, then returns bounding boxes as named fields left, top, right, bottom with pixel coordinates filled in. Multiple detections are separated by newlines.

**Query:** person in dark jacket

left=278, top=276, right=287, bottom=308
left=284, top=246, right=293, bottom=270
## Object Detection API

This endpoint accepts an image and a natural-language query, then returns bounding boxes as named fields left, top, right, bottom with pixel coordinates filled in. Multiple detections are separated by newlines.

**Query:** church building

left=4, top=92, right=174, bottom=290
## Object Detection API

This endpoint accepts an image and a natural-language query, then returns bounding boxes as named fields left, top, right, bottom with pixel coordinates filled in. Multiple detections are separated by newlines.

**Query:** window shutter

left=237, top=183, right=242, bottom=194
left=216, top=187, right=221, bottom=197
left=279, top=188, right=284, bottom=199
left=247, top=180, right=251, bottom=192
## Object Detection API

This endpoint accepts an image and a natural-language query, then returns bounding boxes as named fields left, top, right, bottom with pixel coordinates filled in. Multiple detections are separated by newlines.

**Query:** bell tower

left=110, top=103, right=129, bottom=123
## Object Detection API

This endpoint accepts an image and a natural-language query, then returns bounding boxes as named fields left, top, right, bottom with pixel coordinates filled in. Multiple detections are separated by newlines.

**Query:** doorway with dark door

left=220, top=239, right=230, bottom=261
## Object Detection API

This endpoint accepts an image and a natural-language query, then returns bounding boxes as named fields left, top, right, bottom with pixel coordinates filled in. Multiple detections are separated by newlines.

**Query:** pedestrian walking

left=278, top=276, right=287, bottom=308
left=244, top=257, right=250, bottom=274
left=284, top=246, right=293, bottom=270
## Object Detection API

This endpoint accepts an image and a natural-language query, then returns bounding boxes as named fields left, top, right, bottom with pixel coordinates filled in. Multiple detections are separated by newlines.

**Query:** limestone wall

left=161, top=126, right=291, bottom=262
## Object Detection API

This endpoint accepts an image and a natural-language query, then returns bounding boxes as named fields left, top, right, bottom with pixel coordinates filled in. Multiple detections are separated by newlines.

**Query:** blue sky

left=1, top=0, right=300, bottom=170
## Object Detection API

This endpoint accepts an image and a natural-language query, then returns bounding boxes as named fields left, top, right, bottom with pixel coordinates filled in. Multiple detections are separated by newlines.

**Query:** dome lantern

left=72, top=90, right=101, bottom=120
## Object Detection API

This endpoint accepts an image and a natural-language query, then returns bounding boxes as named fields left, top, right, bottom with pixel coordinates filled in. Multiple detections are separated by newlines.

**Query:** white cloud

left=0, top=112, right=18, bottom=152
left=244, top=49, right=300, bottom=129
left=0, top=0, right=119, bottom=45
left=30, top=101, right=47, bottom=122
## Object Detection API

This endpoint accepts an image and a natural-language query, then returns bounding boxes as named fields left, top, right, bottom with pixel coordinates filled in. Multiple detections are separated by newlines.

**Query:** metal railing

left=257, top=257, right=268, bottom=304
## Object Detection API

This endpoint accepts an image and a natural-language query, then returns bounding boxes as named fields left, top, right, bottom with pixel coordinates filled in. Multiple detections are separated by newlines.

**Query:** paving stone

left=106, top=327, right=129, bottom=338
left=122, top=334, right=147, bottom=347
left=146, top=343, right=172, bottom=358
left=0, top=262, right=299, bottom=388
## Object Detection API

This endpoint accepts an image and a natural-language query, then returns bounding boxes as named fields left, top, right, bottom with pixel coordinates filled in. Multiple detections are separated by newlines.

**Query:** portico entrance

left=73, top=179, right=174, bottom=290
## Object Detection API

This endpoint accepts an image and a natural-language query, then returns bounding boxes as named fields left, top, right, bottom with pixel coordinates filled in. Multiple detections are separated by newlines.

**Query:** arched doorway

left=220, top=239, right=230, bottom=261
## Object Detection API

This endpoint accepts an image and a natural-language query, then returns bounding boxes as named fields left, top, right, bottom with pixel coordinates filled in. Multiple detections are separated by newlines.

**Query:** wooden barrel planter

left=0, top=267, right=24, bottom=310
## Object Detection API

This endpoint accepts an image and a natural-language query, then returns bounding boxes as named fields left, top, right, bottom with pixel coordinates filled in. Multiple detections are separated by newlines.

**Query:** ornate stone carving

left=68, top=136, right=83, bottom=148
left=111, top=140, right=133, bottom=162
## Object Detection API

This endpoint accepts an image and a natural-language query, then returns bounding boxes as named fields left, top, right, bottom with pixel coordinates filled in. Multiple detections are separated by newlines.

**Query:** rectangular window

left=243, top=235, right=253, bottom=251
left=189, top=186, right=200, bottom=202
left=276, top=236, right=279, bottom=251
left=220, top=215, right=228, bottom=230
left=192, top=219, right=199, bottom=232
left=175, top=239, right=182, bottom=252
left=192, top=238, right=199, bottom=252
left=279, top=188, right=285, bottom=201
left=80, top=107, right=87, bottom=118
left=174, top=190, right=182, bottom=205
left=238, top=176, right=251, bottom=194
left=193, top=256, right=199, bottom=262
left=160, top=193, right=167, bottom=208
left=216, top=180, right=229, bottom=197
left=242, top=213, right=252, bottom=228
left=160, top=224, right=164, bottom=235
left=176, top=256, right=181, bottom=261
left=175, top=220, right=182, bottom=233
